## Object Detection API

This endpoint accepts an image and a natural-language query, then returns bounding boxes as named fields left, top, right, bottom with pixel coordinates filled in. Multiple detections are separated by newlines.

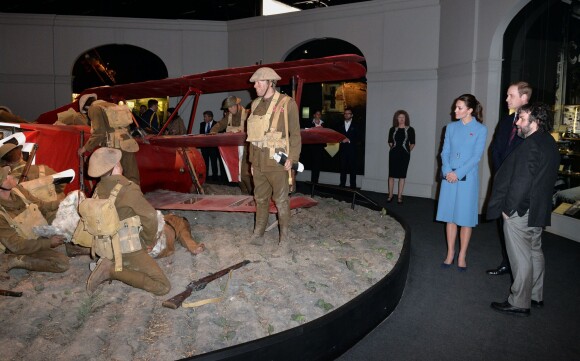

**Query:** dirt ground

left=0, top=184, right=404, bottom=361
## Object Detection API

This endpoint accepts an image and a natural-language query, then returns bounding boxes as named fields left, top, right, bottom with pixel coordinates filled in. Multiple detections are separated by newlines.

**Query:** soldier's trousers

left=113, top=249, right=170, bottom=296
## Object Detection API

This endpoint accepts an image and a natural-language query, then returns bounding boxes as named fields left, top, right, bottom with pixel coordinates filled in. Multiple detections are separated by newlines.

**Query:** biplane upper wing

left=35, top=54, right=366, bottom=124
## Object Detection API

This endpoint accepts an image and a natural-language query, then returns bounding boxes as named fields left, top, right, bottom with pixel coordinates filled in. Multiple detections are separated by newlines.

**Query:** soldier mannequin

left=246, top=67, right=301, bottom=252
left=84, top=148, right=170, bottom=295
left=0, top=166, right=69, bottom=279
left=211, top=95, right=253, bottom=194
left=77, top=94, right=141, bottom=185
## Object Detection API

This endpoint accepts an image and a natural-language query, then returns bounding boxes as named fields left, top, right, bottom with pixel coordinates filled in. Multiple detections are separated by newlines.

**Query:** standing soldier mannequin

left=0, top=166, right=69, bottom=279
left=83, top=147, right=170, bottom=296
left=246, top=67, right=301, bottom=251
left=211, top=96, right=253, bottom=194
left=77, top=94, right=141, bottom=185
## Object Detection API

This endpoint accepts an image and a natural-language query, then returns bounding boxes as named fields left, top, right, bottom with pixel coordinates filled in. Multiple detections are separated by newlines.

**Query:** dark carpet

left=326, top=189, right=580, bottom=361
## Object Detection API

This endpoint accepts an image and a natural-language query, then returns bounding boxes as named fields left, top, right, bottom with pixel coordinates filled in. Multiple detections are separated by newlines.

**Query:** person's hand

left=502, top=212, right=509, bottom=220
left=445, top=171, right=458, bottom=183
left=284, top=158, right=293, bottom=171
left=49, top=235, right=66, bottom=248
left=78, top=147, right=86, bottom=156
left=342, top=138, right=350, bottom=143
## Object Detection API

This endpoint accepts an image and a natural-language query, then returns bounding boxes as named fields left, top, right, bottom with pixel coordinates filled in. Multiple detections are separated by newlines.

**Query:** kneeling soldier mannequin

left=84, top=147, right=170, bottom=295
left=0, top=166, right=69, bottom=279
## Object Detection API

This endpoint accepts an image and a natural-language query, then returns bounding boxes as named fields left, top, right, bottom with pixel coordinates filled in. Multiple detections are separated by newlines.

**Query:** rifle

left=0, top=289, right=22, bottom=297
left=79, top=130, right=86, bottom=194
left=18, top=143, right=38, bottom=183
left=162, top=260, right=250, bottom=309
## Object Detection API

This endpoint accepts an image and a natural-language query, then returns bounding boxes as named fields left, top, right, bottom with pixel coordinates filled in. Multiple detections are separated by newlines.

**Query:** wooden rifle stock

left=0, top=289, right=23, bottom=297
left=162, top=260, right=250, bottom=309
left=18, top=143, right=38, bottom=184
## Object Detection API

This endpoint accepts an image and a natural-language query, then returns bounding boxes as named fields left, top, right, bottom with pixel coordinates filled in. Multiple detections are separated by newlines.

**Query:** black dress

left=388, top=126, right=415, bottom=178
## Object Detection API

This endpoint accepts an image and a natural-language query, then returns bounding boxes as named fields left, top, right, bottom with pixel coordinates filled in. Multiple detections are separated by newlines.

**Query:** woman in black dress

left=387, top=110, right=415, bottom=203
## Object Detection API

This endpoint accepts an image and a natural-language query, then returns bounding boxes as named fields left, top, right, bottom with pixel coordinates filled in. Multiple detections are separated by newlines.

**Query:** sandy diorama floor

left=0, top=184, right=404, bottom=361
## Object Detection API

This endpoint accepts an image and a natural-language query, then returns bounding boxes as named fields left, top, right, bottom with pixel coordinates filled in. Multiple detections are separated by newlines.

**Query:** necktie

left=206, top=122, right=211, bottom=133
left=508, top=114, right=517, bottom=145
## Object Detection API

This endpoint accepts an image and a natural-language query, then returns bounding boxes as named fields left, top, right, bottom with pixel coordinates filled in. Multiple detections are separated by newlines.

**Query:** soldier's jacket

left=93, top=175, right=158, bottom=249
left=248, top=93, right=301, bottom=172
left=0, top=186, right=61, bottom=254
left=211, top=106, right=247, bottom=133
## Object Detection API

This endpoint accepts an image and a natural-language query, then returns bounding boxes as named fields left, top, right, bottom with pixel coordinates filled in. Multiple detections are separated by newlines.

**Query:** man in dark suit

left=486, top=81, right=530, bottom=276
left=199, top=110, right=220, bottom=182
left=338, top=108, right=358, bottom=189
left=487, top=103, right=560, bottom=316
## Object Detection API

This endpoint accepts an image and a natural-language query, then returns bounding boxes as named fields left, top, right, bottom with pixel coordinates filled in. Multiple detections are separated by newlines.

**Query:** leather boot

left=1, top=253, right=69, bottom=276
left=250, top=204, right=269, bottom=246
left=86, top=258, right=114, bottom=295
left=65, top=243, right=91, bottom=257
left=164, top=214, right=205, bottom=255
left=273, top=200, right=292, bottom=256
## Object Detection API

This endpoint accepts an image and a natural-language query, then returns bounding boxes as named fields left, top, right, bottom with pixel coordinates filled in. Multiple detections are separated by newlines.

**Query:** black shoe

left=486, top=265, right=510, bottom=276
left=531, top=300, right=544, bottom=308
left=491, top=301, right=530, bottom=316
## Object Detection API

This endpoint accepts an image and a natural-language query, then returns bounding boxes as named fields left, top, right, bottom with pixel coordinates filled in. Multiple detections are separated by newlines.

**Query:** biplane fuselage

left=5, top=55, right=366, bottom=203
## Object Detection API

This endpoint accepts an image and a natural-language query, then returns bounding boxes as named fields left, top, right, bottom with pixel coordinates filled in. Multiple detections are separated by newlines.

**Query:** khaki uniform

left=8, top=160, right=65, bottom=196
left=0, top=186, right=69, bottom=274
left=247, top=92, right=301, bottom=241
left=164, top=115, right=187, bottom=135
left=91, top=175, right=170, bottom=295
left=85, top=101, right=140, bottom=184
left=211, top=106, right=253, bottom=194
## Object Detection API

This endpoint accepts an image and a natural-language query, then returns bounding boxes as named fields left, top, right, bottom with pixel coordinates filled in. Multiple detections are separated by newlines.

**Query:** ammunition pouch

left=0, top=189, right=49, bottom=252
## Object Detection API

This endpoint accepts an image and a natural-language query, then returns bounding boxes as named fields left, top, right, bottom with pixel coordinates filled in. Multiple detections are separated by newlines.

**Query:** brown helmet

left=221, top=96, right=241, bottom=109
left=249, top=67, right=281, bottom=82
left=88, top=147, right=122, bottom=178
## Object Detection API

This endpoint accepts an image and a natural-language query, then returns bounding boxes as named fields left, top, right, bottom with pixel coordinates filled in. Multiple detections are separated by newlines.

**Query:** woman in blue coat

left=437, top=94, right=487, bottom=271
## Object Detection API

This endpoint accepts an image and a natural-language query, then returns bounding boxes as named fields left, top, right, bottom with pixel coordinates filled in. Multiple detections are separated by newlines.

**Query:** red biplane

left=1, top=54, right=366, bottom=211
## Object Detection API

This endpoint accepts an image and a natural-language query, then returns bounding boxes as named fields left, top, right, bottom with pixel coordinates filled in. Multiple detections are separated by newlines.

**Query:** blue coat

left=436, top=118, right=488, bottom=227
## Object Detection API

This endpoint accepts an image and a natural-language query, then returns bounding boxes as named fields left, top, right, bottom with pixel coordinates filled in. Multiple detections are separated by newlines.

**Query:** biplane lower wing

left=144, top=189, right=318, bottom=213
left=147, top=128, right=346, bottom=183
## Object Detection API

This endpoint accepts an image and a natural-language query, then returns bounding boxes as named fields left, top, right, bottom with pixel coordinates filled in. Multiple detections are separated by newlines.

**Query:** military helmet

left=79, top=93, right=97, bottom=114
left=222, top=96, right=241, bottom=109
left=0, top=143, right=22, bottom=160
left=249, top=67, right=281, bottom=82
left=88, top=147, right=122, bottom=178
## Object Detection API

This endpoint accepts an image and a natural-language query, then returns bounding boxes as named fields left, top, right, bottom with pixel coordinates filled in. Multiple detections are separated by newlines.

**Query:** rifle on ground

left=18, top=143, right=38, bottom=183
left=162, top=260, right=250, bottom=309
left=0, top=289, right=22, bottom=297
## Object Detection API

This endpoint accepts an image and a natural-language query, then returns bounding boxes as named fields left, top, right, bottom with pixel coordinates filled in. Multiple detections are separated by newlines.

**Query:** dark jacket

left=487, top=130, right=560, bottom=227
left=490, top=113, right=524, bottom=172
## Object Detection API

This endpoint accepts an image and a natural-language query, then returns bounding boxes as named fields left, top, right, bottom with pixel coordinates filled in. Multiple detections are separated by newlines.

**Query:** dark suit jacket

left=338, top=121, right=359, bottom=154
left=490, top=113, right=523, bottom=172
left=200, top=120, right=216, bottom=134
left=487, top=131, right=560, bottom=227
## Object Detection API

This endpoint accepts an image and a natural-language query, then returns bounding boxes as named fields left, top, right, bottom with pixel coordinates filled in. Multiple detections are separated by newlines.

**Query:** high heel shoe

left=387, top=195, right=393, bottom=203
left=397, top=196, right=403, bottom=204
left=440, top=258, right=453, bottom=269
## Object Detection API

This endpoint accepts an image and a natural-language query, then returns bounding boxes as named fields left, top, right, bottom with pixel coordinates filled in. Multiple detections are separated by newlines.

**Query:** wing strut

left=178, top=147, right=204, bottom=194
